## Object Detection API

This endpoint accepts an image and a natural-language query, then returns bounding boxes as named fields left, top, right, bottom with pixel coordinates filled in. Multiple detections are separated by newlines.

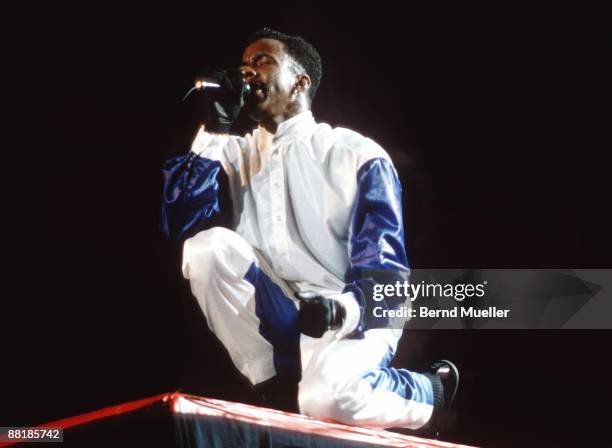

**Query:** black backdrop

left=2, top=2, right=610, bottom=447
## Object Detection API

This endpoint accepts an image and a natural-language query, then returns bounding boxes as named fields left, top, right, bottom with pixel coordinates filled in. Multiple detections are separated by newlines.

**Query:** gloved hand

left=204, top=68, right=249, bottom=134
left=296, top=291, right=346, bottom=338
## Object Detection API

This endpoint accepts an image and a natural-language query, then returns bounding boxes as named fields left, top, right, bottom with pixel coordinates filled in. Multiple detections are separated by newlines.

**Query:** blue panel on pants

left=244, top=262, right=301, bottom=380
left=361, top=349, right=433, bottom=405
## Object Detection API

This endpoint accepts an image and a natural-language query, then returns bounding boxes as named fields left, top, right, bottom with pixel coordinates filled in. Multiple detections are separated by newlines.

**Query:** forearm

left=161, top=129, right=234, bottom=241
left=344, top=157, right=410, bottom=334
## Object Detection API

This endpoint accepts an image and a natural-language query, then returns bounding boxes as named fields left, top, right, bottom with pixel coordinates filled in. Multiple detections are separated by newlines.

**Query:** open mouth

left=249, top=81, right=267, bottom=100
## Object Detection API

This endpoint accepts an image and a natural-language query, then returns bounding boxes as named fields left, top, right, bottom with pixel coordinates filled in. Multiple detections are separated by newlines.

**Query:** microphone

left=182, top=77, right=251, bottom=101
left=194, top=79, right=221, bottom=90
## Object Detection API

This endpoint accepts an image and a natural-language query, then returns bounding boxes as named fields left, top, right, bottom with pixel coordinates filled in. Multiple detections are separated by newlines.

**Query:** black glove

left=204, top=68, right=249, bottom=134
left=296, top=291, right=346, bottom=338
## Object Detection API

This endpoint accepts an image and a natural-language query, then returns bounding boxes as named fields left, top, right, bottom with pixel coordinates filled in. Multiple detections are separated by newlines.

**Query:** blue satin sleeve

left=343, top=157, right=410, bottom=334
left=161, top=152, right=228, bottom=241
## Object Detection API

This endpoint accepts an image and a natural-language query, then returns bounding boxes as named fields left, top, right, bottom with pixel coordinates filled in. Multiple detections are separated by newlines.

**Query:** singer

left=161, top=28, right=458, bottom=434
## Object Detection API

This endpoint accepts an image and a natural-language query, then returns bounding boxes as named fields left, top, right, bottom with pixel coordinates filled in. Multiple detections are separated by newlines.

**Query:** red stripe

left=0, top=392, right=176, bottom=447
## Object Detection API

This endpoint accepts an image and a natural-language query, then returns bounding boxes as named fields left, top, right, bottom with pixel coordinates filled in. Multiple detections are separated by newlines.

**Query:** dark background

left=2, top=1, right=610, bottom=447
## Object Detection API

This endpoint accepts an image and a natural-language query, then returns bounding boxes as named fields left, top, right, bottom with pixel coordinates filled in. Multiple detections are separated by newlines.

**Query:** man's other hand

left=296, top=291, right=346, bottom=338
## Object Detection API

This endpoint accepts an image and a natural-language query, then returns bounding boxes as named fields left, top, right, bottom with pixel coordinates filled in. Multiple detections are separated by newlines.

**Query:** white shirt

left=190, top=111, right=394, bottom=333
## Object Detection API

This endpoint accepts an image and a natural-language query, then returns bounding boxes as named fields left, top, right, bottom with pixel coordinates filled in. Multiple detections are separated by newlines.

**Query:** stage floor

left=1, top=392, right=477, bottom=447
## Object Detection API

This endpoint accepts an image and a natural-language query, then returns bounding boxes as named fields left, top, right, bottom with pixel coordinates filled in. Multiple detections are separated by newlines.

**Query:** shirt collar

left=258, top=110, right=316, bottom=145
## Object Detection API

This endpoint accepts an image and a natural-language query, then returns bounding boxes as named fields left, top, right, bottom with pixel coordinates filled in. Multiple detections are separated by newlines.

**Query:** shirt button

left=275, top=182, right=281, bottom=188
left=276, top=216, right=282, bottom=222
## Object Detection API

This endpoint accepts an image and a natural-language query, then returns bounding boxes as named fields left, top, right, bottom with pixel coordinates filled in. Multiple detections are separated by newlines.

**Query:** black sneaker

left=424, top=359, right=460, bottom=438
left=430, top=359, right=460, bottom=409
left=389, top=360, right=460, bottom=440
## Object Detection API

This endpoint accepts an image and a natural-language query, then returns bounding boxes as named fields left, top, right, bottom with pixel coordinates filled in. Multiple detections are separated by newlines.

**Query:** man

left=162, top=28, right=458, bottom=433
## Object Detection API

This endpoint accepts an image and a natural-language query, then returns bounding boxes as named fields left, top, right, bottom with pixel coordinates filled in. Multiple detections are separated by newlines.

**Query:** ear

left=294, top=73, right=311, bottom=95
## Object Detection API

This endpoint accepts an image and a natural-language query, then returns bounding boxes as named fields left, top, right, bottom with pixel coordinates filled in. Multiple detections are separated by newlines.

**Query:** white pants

left=182, top=227, right=434, bottom=429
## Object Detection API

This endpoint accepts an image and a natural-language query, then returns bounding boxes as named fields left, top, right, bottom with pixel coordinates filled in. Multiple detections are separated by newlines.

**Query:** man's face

left=240, top=38, right=301, bottom=123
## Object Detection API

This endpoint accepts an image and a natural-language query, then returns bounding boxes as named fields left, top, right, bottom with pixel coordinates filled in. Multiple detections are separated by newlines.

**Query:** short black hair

left=246, top=28, right=322, bottom=102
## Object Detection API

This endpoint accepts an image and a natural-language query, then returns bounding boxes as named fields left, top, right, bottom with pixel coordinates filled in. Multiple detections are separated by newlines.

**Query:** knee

left=299, top=368, right=369, bottom=425
left=182, top=227, right=253, bottom=280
